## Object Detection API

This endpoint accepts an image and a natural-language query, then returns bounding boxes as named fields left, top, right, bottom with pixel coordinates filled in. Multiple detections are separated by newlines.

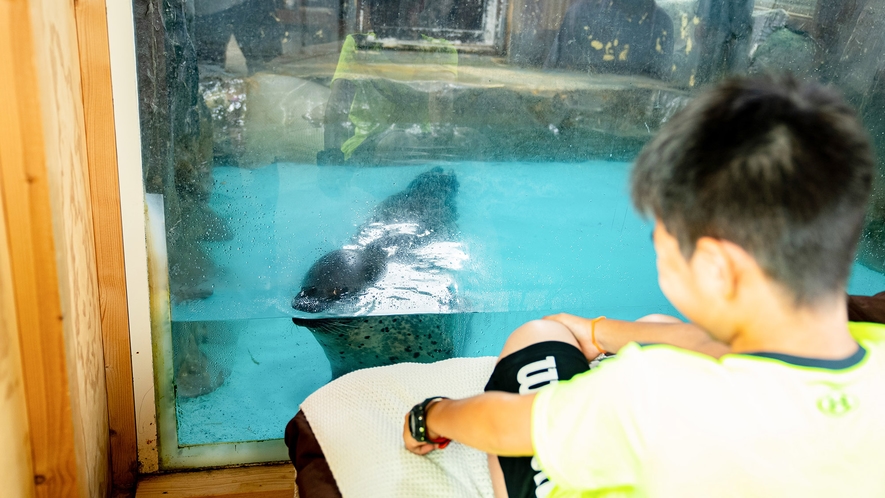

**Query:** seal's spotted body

left=292, top=314, right=461, bottom=378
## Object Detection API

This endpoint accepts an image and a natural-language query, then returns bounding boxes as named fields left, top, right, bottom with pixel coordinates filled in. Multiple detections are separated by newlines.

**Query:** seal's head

left=292, top=244, right=388, bottom=314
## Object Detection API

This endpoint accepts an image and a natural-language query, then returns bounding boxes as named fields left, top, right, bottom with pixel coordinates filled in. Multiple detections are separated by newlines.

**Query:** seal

left=292, top=167, right=464, bottom=378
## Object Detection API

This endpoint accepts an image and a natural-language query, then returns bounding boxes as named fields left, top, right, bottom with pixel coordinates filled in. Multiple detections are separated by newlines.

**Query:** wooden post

left=74, top=0, right=139, bottom=492
left=0, top=0, right=111, bottom=496
left=0, top=170, right=37, bottom=498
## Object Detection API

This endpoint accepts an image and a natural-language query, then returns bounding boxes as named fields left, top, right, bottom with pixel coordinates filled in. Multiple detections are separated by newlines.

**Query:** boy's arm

left=402, top=315, right=727, bottom=456
left=403, top=392, right=535, bottom=457
left=544, top=313, right=730, bottom=358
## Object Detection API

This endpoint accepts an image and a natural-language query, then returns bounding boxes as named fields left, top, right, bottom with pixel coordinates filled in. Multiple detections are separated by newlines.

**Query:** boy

left=403, top=74, right=885, bottom=497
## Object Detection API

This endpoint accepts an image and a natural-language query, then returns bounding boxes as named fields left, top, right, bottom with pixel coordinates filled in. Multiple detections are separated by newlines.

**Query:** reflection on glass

left=194, top=0, right=284, bottom=74
left=131, top=0, right=885, bottom=467
left=694, top=0, right=753, bottom=83
left=317, top=34, right=466, bottom=166
left=544, top=0, right=675, bottom=79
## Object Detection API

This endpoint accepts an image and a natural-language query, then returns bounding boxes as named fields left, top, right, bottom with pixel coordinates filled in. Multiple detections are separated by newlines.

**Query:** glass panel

left=130, top=0, right=885, bottom=468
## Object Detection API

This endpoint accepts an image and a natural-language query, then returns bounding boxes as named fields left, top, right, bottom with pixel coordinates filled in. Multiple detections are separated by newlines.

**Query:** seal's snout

left=292, top=246, right=385, bottom=315
left=292, top=293, right=332, bottom=313
left=291, top=298, right=325, bottom=313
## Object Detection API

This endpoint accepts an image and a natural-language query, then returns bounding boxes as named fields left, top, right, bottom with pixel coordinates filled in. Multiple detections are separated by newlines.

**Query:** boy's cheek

left=656, top=264, right=695, bottom=317
left=656, top=266, right=680, bottom=304
left=658, top=274, right=682, bottom=309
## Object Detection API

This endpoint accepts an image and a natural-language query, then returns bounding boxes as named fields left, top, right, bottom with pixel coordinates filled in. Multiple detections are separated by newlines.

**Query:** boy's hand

left=403, top=413, right=443, bottom=455
left=542, top=313, right=603, bottom=359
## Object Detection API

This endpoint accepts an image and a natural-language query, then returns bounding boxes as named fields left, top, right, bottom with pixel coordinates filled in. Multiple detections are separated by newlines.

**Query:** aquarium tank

left=130, top=0, right=885, bottom=468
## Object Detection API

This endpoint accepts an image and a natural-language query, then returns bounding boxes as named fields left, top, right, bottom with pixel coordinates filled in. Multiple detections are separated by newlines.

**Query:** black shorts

left=484, top=341, right=591, bottom=498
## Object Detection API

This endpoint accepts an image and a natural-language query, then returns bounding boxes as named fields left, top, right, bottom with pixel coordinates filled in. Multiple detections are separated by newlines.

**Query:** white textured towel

left=300, top=357, right=498, bottom=498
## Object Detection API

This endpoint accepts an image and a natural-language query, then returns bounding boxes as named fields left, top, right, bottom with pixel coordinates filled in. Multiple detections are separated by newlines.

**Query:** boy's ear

left=691, top=237, right=738, bottom=301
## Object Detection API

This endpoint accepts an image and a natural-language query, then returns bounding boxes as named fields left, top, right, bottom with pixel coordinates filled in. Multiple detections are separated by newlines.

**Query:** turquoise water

left=173, top=161, right=885, bottom=446
left=175, top=161, right=675, bottom=321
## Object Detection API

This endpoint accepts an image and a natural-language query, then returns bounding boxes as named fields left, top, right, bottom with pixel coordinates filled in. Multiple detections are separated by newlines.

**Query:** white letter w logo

left=516, top=356, right=559, bottom=394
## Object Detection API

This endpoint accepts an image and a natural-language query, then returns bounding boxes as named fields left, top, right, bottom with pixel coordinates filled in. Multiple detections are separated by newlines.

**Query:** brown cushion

left=285, top=410, right=342, bottom=498
left=848, top=292, right=885, bottom=324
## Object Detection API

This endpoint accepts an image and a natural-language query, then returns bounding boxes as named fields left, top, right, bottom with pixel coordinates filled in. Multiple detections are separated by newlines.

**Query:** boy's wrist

left=590, top=316, right=607, bottom=355
left=424, top=398, right=445, bottom=440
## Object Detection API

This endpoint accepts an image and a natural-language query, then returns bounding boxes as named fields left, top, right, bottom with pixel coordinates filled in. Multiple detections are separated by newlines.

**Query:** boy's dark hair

left=631, top=74, right=874, bottom=305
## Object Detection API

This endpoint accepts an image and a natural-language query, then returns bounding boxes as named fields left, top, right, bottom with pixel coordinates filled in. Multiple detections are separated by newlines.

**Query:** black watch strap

left=410, top=397, right=449, bottom=444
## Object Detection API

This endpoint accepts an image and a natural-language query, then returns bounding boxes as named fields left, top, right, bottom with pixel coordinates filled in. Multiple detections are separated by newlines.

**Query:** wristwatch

left=409, top=397, right=451, bottom=448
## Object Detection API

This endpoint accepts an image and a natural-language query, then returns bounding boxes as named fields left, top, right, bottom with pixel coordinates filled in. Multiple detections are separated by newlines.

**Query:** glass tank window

left=123, top=0, right=885, bottom=469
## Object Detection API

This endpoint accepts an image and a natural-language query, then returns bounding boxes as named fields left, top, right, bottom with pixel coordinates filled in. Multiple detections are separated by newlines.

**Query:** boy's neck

left=727, top=292, right=857, bottom=360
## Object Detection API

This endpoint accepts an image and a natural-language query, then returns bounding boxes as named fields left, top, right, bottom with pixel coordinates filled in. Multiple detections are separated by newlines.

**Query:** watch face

left=409, top=406, right=421, bottom=441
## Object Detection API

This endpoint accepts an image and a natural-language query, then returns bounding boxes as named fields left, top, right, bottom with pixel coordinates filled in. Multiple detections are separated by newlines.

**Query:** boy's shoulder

left=606, top=340, right=721, bottom=376
left=614, top=321, right=885, bottom=358
left=849, top=321, right=885, bottom=345
left=590, top=324, right=885, bottom=386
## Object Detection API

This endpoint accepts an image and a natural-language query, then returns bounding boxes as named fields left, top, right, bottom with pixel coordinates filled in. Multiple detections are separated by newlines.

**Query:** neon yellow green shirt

left=532, top=322, right=885, bottom=498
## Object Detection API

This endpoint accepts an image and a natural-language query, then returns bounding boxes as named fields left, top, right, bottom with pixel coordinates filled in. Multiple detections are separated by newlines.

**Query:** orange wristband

left=590, top=316, right=607, bottom=355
